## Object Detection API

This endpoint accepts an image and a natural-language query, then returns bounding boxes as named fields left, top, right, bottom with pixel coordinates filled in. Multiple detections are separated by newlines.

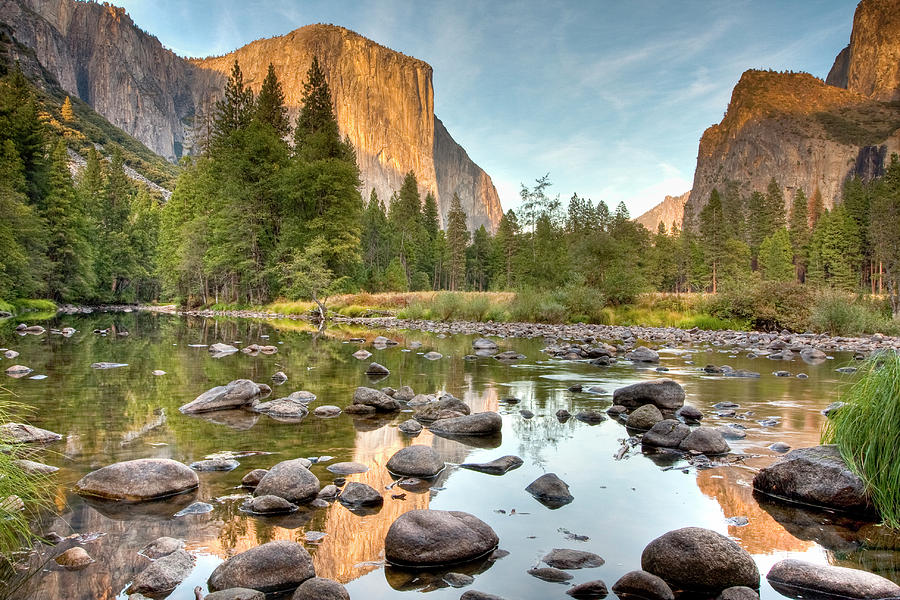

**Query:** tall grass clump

left=810, top=290, right=899, bottom=336
left=822, top=352, right=900, bottom=528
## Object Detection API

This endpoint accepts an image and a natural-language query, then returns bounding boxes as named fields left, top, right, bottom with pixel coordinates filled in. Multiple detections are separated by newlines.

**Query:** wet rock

left=626, top=346, right=660, bottom=362
left=769, top=442, right=791, bottom=453
left=519, top=409, right=534, bottom=419
left=352, top=387, right=400, bottom=412
left=574, top=410, right=606, bottom=424
left=373, top=335, right=398, bottom=347
left=641, top=527, right=759, bottom=593
left=271, top=371, right=288, bottom=383
left=567, top=579, right=610, bottom=598
left=626, top=404, right=664, bottom=431
left=292, top=577, right=350, bottom=600
left=460, top=455, right=523, bottom=475
left=528, top=566, right=573, bottom=582
left=752, top=445, right=873, bottom=515
left=386, top=445, right=445, bottom=477
left=152, top=370, right=166, bottom=376
left=174, top=501, right=213, bottom=517
left=128, top=549, right=195, bottom=597
left=209, top=343, right=239, bottom=354
left=313, top=405, right=341, bottom=417
left=90, top=362, right=128, bottom=369
left=835, top=367, right=858, bottom=374
left=822, top=401, right=845, bottom=417
left=139, top=537, right=185, bottom=559
left=326, top=462, right=368, bottom=475
left=398, top=419, right=423, bottom=435
left=339, top=482, right=383, bottom=507
left=0, top=423, right=62, bottom=444
left=716, top=586, right=759, bottom=600
left=414, top=396, right=470, bottom=420
left=430, top=412, right=502, bottom=436
left=473, top=338, right=499, bottom=351
left=75, top=458, right=199, bottom=501
left=717, top=425, right=747, bottom=440
left=22, top=325, right=45, bottom=335
left=208, top=541, right=315, bottom=593
left=424, top=351, right=443, bottom=360
left=443, top=572, right=474, bottom=587
left=676, top=405, right=703, bottom=422
left=55, top=547, right=93, bottom=570
left=13, top=459, right=58, bottom=475
left=205, top=589, right=265, bottom=600
left=642, top=419, right=690, bottom=449
left=4, top=350, right=18, bottom=359
left=365, top=362, right=390, bottom=375
left=241, top=469, right=267, bottom=489
left=344, top=404, right=376, bottom=415
left=773, top=370, right=792, bottom=377
left=607, top=405, right=627, bottom=417
left=408, top=393, right=436, bottom=407
left=679, top=427, right=730, bottom=455
left=253, top=397, right=310, bottom=420
left=613, top=379, right=685, bottom=411
left=352, top=349, right=372, bottom=360
left=800, top=348, right=827, bottom=362
left=4, top=365, right=32, bottom=376
left=394, top=385, right=415, bottom=402
left=461, top=592, right=506, bottom=600
left=612, top=570, right=674, bottom=600
left=556, top=409, right=571, bottom=421
left=384, top=509, right=499, bottom=567
left=254, top=458, right=320, bottom=504
left=242, top=494, right=298, bottom=515
left=190, top=458, right=239, bottom=471
left=179, top=380, right=266, bottom=414
left=317, top=485, right=339, bottom=500
left=494, top=350, right=525, bottom=360
left=525, top=473, right=574, bottom=508
left=542, top=548, right=604, bottom=569
left=766, top=558, right=900, bottom=600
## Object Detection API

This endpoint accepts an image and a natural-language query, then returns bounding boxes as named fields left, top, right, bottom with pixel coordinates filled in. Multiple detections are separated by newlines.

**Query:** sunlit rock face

left=635, top=191, right=690, bottom=234
left=685, top=0, right=900, bottom=225
left=2, top=0, right=503, bottom=231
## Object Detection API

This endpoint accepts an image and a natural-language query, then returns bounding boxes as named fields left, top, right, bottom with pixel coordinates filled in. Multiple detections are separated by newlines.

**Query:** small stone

left=528, top=566, right=573, bottom=582
left=313, top=405, right=341, bottom=417
left=241, top=469, right=268, bottom=488
left=139, top=537, right=185, bottom=559
left=242, top=495, right=298, bottom=515
left=567, top=580, right=610, bottom=598
left=339, top=482, right=383, bottom=507
left=352, top=349, right=372, bottom=360
left=292, top=577, right=350, bottom=600
left=542, top=548, right=604, bottom=569
left=398, top=419, right=423, bottom=435
left=423, top=351, right=443, bottom=360
left=768, top=442, right=791, bottom=453
left=55, top=547, right=93, bottom=570
left=365, top=362, right=390, bottom=375
left=612, top=570, right=674, bottom=600
left=460, top=455, right=523, bottom=475
left=271, top=371, right=288, bottom=383
left=525, top=473, right=573, bottom=508
left=326, top=462, right=368, bottom=475
left=191, top=458, right=239, bottom=471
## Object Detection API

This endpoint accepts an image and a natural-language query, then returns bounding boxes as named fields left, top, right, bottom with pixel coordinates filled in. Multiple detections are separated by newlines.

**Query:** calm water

left=0, top=311, right=893, bottom=600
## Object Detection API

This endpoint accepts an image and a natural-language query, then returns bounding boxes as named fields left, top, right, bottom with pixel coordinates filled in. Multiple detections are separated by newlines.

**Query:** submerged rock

left=208, top=541, right=315, bottom=593
left=75, top=458, right=199, bottom=501
left=612, top=570, right=674, bottom=600
left=205, top=589, right=264, bottom=600
left=292, top=577, right=350, bottom=600
left=128, top=549, right=195, bottom=597
left=641, top=527, right=759, bottom=593
left=766, top=558, right=900, bottom=600
left=525, top=473, right=574, bottom=508
left=326, top=462, right=368, bottom=475
left=0, top=423, right=62, bottom=444
left=528, top=566, right=573, bottom=582
left=190, top=458, right=239, bottom=471
left=542, top=548, right=605, bottom=569
left=460, top=455, right=523, bottom=475
left=626, top=346, right=660, bottom=362
left=384, top=509, right=499, bottom=567
left=179, top=380, right=267, bottom=414
left=139, top=537, right=185, bottom=559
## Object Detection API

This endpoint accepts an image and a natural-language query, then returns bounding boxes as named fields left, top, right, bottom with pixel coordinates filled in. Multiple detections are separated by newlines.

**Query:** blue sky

left=117, top=0, right=856, bottom=216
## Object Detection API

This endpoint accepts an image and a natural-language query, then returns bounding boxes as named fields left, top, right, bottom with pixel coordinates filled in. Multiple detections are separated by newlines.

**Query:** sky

left=116, top=0, right=857, bottom=217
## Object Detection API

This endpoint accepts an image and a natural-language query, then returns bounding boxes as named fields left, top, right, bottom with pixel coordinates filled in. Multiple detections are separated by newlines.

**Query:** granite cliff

left=635, top=191, right=690, bottom=233
left=0, top=0, right=502, bottom=231
left=685, top=0, right=900, bottom=225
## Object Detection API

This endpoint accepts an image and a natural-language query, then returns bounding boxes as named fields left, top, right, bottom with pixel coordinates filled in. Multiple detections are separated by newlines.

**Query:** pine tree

left=61, top=95, right=74, bottom=122
left=870, top=155, right=900, bottom=314
left=809, top=186, right=824, bottom=229
left=492, top=209, right=519, bottom=289
left=759, top=228, right=794, bottom=282
left=421, top=192, right=440, bottom=287
left=212, top=60, right=255, bottom=145
left=446, top=193, right=469, bottom=291
left=388, top=172, right=426, bottom=282
left=699, top=188, right=727, bottom=292
left=0, top=66, right=48, bottom=203
left=44, top=141, right=94, bottom=300
left=467, top=225, right=493, bottom=291
left=0, top=139, right=45, bottom=298
left=788, top=189, right=809, bottom=281
left=254, top=63, right=290, bottom=138
left=293, top=56, right=351, bottom=162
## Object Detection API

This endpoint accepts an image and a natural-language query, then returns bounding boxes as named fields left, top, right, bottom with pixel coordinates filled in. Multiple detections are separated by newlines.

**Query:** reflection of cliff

left=696, top=467, right=813, bottom=555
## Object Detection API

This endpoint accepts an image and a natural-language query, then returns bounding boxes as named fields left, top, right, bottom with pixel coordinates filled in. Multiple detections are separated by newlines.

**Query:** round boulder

left=766, top=558, right=900, bottom=600
left=206, top=590, right=265, bottom=600
left=542, top=548, right=604, bottom=569
left=525, top=473, right=574, bottom=508
left=384, top=509, right=499, bottom=567
left=386, top=445, right=445, bottom=477
left=128, top=549, right=195, bottom=597
left=641, top=527, right=759, bottom=593
left=242, top=495, right=298, bottom=515
left=679, top=427, right=730, bottom=455
left=253, top=458, right=320, bottom=504
left=613, top=379, right=685, bottom=410
left=338, top=482, right=383, bottom=507
left=55, top=547, right=93, bottom=570
left=292, top=577, right=350, bottom=600
left=75, top=459, right=199, bottom=501
left=642, top=419, right=691, bottom=448
left=413, top=396, right=470, bottom=421
left=627, top=404, right=664, bottom=431
left=429, top=412, right=502, bottom=436
left=208, top=541, right=315, bottom=593
left=352, top=387, right=400, bottom=412
left=612, top=570, right=674, bottom=600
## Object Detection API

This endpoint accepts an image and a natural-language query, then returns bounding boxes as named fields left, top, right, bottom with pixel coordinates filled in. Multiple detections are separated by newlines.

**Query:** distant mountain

left=635, top=191, right=690, bottom=233
left=684, top=0, right=900, bottom=224
left=0, top=0, right=503, bottom=231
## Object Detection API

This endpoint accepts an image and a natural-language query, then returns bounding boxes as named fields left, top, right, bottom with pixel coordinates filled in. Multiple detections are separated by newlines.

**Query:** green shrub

left=9, top=299, right=57, bottom=313
left=809, top=290, right=898, bottom=336
left=456, top=294, right=493, bottom=322
left=707, top=279, right=813, bottom=331
left=823, top=352, right=900, bottom=528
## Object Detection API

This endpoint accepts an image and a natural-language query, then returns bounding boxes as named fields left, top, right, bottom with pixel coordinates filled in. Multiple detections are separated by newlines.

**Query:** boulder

left=139, top=537, right=185, bottom=559
left=679, top=427, right=730, bottom=455
left=386, top=445, right=445, bottom=477
left=752, top=445, right=873, bottom=514
left=612, top=570, right=674, bottom=600
left=326, top=462, right=368, bottom=475
left=528, top=567, right=573, bottom=582
left=14, top=459, right=58, bottom=474
left=567, top=580, right=610, bottom=598
left=460, top=592, right=506, bottom=600
left=206, top=589, right=265, bottom=600
left=179, top=380, right=266, bottom=414
left=525, top=473, right=574, bottom=508
left=766, top=558, right=900, bottom=600
left=241, top=469, right=267, bottom=488
left=292, top=577, right=350, bottom=600
left=0, top=423, right=62, bottom=444
left=414, top=396, right=470, bottom=420
left=352, top=387, right=400, bottom=412
left=209, top=343, right=238, bottom=354
left=398, top=419, right=423, bottom=435
left=384, top=509, right=499, bottom=567
left=365, top=362, right=390, bottom=375
left=424, top=351, right=443, bottom=360
left=676, top=405, right=703, bottom=422
left=717, top=586, right=759, bottom=600
left=626, top=404, right=664, bottom=431
left=254, top=458, right=320, bottom=504
left=75, top=458, right=199, bottom=501
left=190, top=458, right=239, bottom=471
left=429, top=412, right=502, bottom=436
left=472, top=338, right=499, bottom=351
left=394, top=385, right=415, bottom=402
left=542, top=548, right=604, bottom=569
left=642, top=420, right=691, bottom=448
left=352, top=349, right=372, bottom=360
left=338, top=482, right=383, bottom=507
left=55, top=547, right=93, bottom=570
left=460, top=455, right=523, bottom=475
left=313, top=405, right=341, bottom=417
left=253, top=397, right=309, bottom=420
left=626, top=346, right=660, bottom=362
left=128, top=550, right=195, bottom=597
left=613, top=379, right=685, bottom=410
left=208, top=541, right=315, bottom=593
left=641, top=527, right=759, bottom=593
left=242, top=495, right=299, bottom=515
